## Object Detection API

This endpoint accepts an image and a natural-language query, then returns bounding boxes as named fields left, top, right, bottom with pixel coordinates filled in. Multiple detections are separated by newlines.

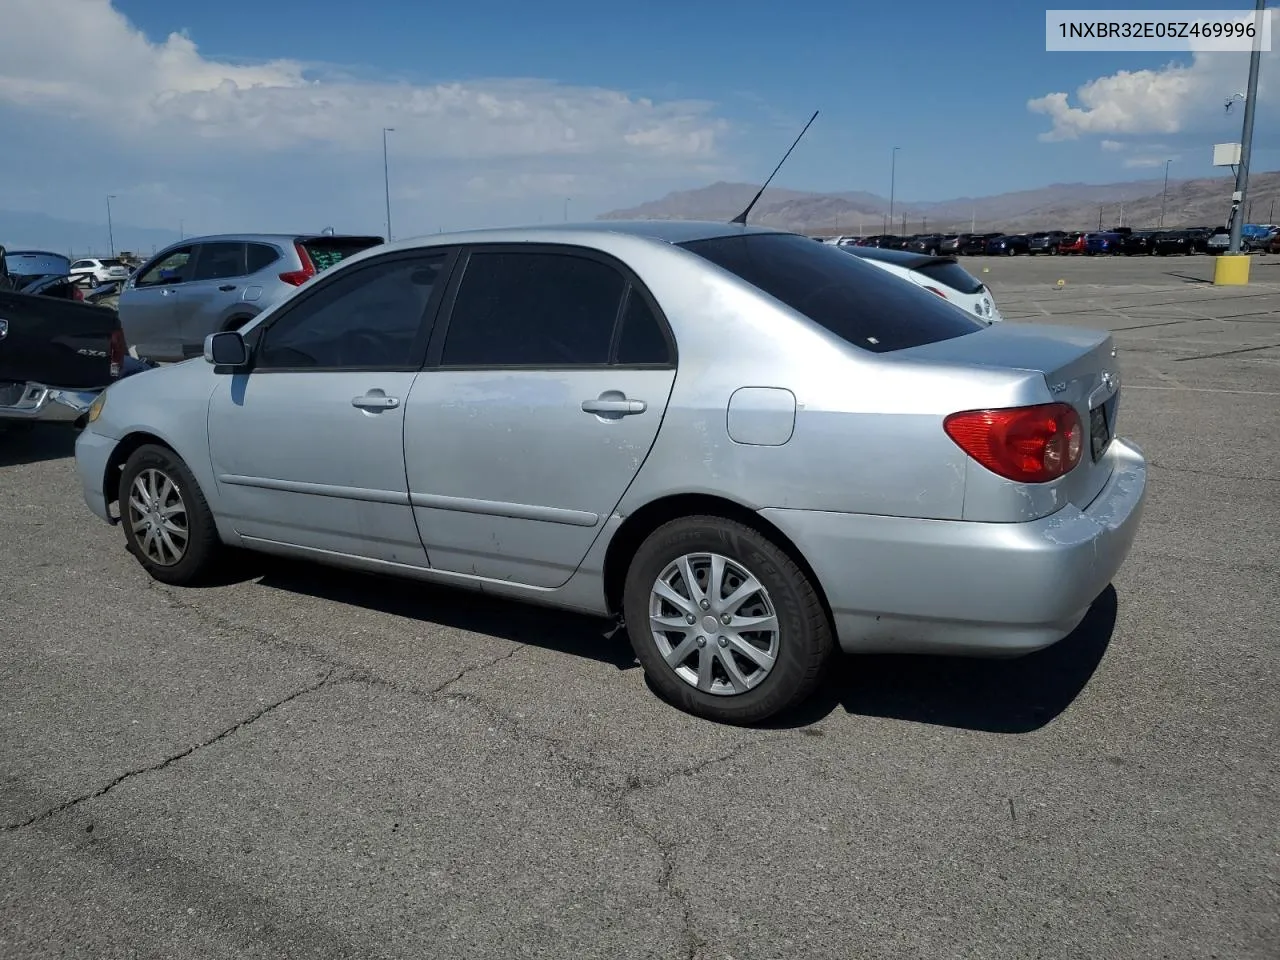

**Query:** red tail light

left=278, top=240, right=317, bottom=286
left=921, top=285, right=949, bottom=299
left=107, top=326, right=126, bottom=379
left=944, top=403, right=1083, bottom=483
left=72, top=285, right=84, bottom=301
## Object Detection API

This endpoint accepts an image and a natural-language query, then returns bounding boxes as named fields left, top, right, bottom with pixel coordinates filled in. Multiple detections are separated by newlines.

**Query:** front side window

left=256, top=253, right=448, bottom=370
left=679, top=233, right=983, bottom=354
left=137, top=247, right=196, bottom=287
left=441, top=251, right=627, bottom=367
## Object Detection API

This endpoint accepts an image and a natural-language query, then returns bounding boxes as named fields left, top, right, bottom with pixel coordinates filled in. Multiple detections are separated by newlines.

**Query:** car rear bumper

left=0, top=382, right=102, bottom=424
left=760, top=438, right=1147, bottom=657
left=74, top=427, right=118, bottom=523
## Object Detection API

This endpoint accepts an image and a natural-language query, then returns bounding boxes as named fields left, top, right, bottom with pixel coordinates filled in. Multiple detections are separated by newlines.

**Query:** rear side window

left=615, top=289, right=671, bottom=365
left=915, top=261, right=983, bottom=295
left=246, top=243, right=281, bottom=274
left=193, top=242, right=247, bottom=281
left=679, top=233, right=983, bottom=353
left=441, top=252, right=626, bottom=367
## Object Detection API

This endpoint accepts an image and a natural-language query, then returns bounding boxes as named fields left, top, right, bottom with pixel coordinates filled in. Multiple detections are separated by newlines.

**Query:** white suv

left=69, top=258, right=132, bottom=286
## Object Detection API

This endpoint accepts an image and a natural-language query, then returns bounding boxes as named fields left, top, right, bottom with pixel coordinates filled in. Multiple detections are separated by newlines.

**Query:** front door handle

left=581, top=397, right=647, bottom=415
left=352, top=394, right=400, bottom=411
left=218, top=284, right=237, bottom=292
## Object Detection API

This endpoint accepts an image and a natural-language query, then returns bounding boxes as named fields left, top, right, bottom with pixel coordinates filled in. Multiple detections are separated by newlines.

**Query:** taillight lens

left=107, top=326, right=126, bottom=379
left=72, top=285, right=84, bottom=301
left=279, top=240, right=317, bottom=286
left=921, top=285, right=949, bottom=299
left=944, top=403, right=1083, bottom=483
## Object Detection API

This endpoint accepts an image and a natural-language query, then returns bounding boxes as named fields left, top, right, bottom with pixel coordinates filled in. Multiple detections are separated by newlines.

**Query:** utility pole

left=178, top=218, right=184, bottom=240
left=382, top=127, right=395, bottom=241
left=888, top=146, right=899, bottom=233
left=1160, top=159, right=1173, bottom=227
left=564, top=197, right=571, bottom=222
left=1228, top=0, right=1265, bottom=255
left=106, top=194, right=117, bottom=257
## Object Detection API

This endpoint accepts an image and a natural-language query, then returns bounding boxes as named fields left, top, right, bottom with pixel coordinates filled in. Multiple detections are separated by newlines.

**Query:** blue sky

left=1, top=0, right=1275, bottom=250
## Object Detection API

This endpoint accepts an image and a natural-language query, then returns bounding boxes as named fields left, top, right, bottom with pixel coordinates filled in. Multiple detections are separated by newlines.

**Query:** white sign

left=1047, top=9, right=1273, bottom=52
left=1214, top=143, right=1243, bottom=167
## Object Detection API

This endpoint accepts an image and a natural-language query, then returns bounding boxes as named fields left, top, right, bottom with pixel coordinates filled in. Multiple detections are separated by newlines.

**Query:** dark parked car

left=1028, top=231, right=1068, bottom=255
left=1117, top=231, right=1158, bottom=255
left=1084, top=232, right=1122, bottom=255
left=905, top=234, right=947, bottom=255
left=1151, top=231, right=1192, bottom=255
left=985, top=234, right=1029, bottom=256
left=0, top=246, right=150, bottom=428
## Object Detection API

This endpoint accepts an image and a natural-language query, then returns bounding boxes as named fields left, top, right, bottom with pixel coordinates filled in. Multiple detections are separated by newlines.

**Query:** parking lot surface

left=2, top=253, right=1278, bottom=959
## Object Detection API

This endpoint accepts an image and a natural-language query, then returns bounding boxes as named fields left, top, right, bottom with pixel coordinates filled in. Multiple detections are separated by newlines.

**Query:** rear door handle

left=352, top=395, right=400, bottom=411
left=581, top=398, right=647, bottom=415
left=218, top=284, right=237, bottom=292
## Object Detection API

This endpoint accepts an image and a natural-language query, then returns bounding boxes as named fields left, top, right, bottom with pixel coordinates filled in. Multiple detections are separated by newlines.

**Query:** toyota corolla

left=74, top=221, right=1147, bottom=725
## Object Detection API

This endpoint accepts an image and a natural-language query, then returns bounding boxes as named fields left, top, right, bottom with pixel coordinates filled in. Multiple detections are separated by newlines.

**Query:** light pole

left=564, top=197, right=571, bottom=222
left=888, top=146, right=900, bottom=233
left=106, top=194, right=117, bottom=257
left=1160, top=159, right=1173, bottom=228
left=382, top=127, right=395, bottom=241
left=1228, top=0, right=1265, bottom=255
left=178, top=218, right=184, bottom=240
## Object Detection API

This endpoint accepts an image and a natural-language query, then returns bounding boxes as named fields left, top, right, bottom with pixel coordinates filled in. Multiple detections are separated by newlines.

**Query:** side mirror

left=204, top=331, right=249, bottom=368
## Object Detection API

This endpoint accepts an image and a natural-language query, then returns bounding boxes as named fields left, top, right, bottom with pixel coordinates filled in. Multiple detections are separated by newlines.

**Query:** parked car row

left=67, top=219, right=1148, bottom=725
left=822, top=224, right=1280, bottom=257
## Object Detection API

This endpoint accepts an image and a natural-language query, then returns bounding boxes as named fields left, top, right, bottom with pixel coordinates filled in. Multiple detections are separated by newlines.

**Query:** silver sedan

left=73, top=221, right=1147, bottom=724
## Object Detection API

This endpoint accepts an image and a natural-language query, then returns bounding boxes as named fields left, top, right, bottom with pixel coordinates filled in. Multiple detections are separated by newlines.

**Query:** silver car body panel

left=77, top=220, right=1147, bottom=654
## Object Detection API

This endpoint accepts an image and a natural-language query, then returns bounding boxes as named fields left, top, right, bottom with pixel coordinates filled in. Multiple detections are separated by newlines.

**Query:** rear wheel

left=222, top=315, right=254, bottom=332
left=622, top=516, right=834, bottom=725
left=119, top=444, right=223, bottom=585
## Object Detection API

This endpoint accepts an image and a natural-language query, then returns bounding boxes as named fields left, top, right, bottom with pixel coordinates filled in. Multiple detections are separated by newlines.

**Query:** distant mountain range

left=600, top=172, right=1280, bottom=235
left=0, top=209, right=182, bottom=259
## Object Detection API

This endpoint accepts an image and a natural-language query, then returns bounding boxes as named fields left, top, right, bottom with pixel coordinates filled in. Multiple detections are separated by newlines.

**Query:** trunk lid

left=0, top=289, right=123, bottom=389
left=898, top=322, right=1122, bottom=511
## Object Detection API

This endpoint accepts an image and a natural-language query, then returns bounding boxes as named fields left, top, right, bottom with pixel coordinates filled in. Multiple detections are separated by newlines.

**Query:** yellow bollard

left=1213, top=253, right=1251, bottom=286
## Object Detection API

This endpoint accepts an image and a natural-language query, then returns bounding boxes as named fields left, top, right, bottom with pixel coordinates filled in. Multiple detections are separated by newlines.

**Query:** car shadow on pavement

left=0, top=424, right=78, bottom=467
left=254, top=560, right=641, bottom=670
left=775, top=585, right=1119, bottom=734
left=240, top=558, right=1115, bottom=730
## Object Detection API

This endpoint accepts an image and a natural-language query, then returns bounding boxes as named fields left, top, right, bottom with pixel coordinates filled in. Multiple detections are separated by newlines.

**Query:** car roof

left=373, top=219, right=787, bottom=255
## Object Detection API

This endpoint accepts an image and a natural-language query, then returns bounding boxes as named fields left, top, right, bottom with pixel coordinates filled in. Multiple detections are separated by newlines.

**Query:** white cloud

left=1028, top=45, right=1277, bottom=144
left=1100, top=139, right=1127, bottom=152
left=0, top=0, right=734, bottom=236
left=1123, top=155, right=1181, bottom=169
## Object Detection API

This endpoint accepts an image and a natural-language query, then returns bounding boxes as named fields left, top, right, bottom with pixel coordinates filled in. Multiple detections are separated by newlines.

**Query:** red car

left=1058, top=233, right=1087, bottom=255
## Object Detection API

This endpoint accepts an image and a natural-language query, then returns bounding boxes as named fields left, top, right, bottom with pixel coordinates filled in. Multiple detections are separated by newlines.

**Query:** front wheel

left=621, top=516, right=835, bottom=725
left=119, top=444, right=224, bottom=585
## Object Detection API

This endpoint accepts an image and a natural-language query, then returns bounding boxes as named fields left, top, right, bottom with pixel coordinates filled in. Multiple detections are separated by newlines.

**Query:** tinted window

left=246, top=243, right=281, bottom=273
left=442, top=252, right=626, bottom=367
left=193, top=242, right=247, bottom=281
left=300, top=237, right=384, bottom=273
left=257, top=254, right=447, bottom=369
left=679, top=233, right=983, bottom=353
left=615, top=288, right=671, bottom=365
left=136, top=247, right=196, bottom=287
left=99, top=258, right=126, bottom=268
left=915, top=261, right=984, bottom=295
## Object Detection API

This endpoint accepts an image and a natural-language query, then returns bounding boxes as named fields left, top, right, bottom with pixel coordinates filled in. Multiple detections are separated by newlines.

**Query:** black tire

left=223, top=315, right=254, bottom=332
left=621, top=515, right=835, bottom=725
left=118, top=443, right=223, bottom=586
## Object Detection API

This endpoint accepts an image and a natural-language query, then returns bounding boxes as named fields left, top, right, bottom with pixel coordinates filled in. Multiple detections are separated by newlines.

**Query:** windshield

left=679, top=232, right=984, bottom=353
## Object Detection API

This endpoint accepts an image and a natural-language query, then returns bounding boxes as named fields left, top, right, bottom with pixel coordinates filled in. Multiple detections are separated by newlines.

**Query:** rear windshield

left=678, top=233, right=983, bottom=353
left=301, top=237, right=383, bottom=272
left=916, top=260, right=984, bottom=295
left=99, top=258, right=126, bottom=267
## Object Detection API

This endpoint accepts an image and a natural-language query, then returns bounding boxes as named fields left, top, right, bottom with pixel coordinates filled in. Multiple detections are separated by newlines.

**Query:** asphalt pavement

left=2, top=252, right=1278, bottom=959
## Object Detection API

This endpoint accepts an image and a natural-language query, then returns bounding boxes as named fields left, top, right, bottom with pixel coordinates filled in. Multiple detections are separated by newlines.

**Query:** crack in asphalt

left=2, top=667, right=338, bottom=832
left=54, top=578, right=766, bottom=954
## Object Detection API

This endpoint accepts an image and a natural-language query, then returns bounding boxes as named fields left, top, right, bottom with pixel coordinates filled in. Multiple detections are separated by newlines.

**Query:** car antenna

left=730, top=109, right=819, bottom=225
